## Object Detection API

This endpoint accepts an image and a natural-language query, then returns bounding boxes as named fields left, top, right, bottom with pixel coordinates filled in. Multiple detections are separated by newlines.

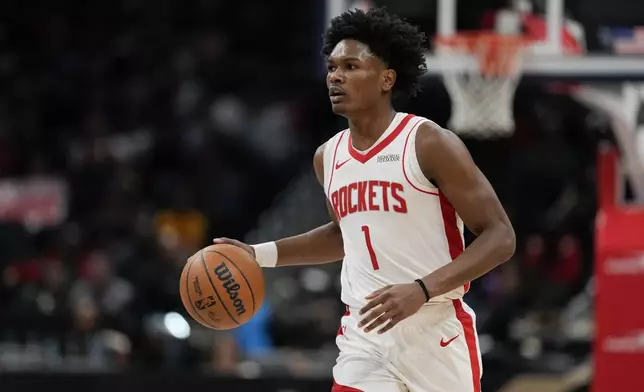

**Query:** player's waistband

left=343, top=300, right=458, bottom=325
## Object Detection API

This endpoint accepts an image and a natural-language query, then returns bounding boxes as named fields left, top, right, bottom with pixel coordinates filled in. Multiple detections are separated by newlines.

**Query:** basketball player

left=214, top=7, right=515, bottom=392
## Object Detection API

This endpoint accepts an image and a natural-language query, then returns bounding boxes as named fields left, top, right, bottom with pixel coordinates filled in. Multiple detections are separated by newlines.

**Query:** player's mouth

left=329, top=86, right=346, bottom=103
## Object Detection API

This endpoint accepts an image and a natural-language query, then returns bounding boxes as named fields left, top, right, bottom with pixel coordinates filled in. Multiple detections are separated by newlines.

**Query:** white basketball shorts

left=332, top=299, right=482, bottom=392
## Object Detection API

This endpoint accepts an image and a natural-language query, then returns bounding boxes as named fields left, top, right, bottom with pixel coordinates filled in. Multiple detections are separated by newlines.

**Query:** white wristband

left=251, top=242, right=278, bottom=268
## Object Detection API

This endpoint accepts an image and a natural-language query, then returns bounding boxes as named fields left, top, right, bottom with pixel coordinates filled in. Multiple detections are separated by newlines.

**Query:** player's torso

left=323, top=113, right=467, bottom=308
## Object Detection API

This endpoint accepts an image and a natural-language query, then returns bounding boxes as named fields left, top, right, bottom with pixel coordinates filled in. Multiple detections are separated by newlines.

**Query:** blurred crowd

left=0, top=0, right=600, bottom=385
left=0, top=0, right=331, bottom=372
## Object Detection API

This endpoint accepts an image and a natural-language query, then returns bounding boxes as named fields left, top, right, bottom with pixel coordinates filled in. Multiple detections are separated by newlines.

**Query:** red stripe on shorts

left=332, top=381, right=363, bottom=392
left=336, top=307, right=350, bottom=337
left=452, top=299, right=481, bottom=392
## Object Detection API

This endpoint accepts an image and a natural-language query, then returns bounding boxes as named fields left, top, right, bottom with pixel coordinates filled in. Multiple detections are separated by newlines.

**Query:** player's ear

left=382, top=69, right=396, bottom=94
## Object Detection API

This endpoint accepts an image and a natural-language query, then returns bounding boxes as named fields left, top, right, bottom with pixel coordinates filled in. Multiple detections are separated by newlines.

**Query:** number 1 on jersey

left=361, top=225, right=380, bottom=270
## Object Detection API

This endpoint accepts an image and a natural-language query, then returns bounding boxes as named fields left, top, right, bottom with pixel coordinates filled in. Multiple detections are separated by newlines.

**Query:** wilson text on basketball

left=214, top=263, right=247, bottom=316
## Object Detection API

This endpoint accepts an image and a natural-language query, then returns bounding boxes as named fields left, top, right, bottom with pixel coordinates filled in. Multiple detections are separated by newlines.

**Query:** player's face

left=326, top=39, right=394, bottom=115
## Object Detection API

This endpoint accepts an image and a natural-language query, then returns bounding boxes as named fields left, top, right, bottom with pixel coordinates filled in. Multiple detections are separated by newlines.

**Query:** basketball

left=179, top=244, right=265, bottom=330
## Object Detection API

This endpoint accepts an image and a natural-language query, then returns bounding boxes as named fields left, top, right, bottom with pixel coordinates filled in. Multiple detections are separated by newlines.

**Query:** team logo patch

left=335, top=158, right=351, bottom=170
left=377, top=154, right=400, bottom=163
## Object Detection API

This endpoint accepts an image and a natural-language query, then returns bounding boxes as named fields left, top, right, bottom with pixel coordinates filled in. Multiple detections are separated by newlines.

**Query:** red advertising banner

left=0, top=177, right=68, bottom=228
left=594, top=147, right=644, bottom=392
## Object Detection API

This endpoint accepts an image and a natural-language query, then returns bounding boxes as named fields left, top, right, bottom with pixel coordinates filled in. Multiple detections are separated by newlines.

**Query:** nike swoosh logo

left=335, top=158, right=351, bottom=170
left=440, top=334, right=460, bottom=347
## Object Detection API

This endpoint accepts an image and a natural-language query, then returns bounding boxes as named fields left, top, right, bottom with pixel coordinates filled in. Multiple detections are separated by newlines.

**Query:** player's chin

left=330, top=101, right=349, bottom=115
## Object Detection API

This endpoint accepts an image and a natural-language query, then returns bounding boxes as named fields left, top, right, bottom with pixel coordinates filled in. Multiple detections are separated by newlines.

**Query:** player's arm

left=414, top=123, right=515, bottom=297
left=269, top=142, right=345, bottom=266
left=214, top=142, right=345, bottom=267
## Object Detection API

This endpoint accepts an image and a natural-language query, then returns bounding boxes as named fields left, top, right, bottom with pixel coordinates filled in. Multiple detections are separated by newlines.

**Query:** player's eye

left=327, top=65, right=337, bottom=73
left=346, top=64, right=357, bottom=70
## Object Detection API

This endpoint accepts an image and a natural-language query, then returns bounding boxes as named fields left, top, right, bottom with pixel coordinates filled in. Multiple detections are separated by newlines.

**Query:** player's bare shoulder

left=414, top=121, right=472, bottom=182
left=414, top=122, right=462, bottom=155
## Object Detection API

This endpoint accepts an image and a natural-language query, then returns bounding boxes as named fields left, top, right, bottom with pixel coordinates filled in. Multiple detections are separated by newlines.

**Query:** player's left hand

left=358, top=283, right=426, bottom=334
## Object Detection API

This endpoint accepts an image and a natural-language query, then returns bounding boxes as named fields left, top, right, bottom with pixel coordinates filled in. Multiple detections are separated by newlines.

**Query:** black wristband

left=414, top=279, right=430, bottom=302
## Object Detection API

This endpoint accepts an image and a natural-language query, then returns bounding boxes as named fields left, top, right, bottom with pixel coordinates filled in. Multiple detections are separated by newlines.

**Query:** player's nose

left=328, top=68, right=344, bottom=84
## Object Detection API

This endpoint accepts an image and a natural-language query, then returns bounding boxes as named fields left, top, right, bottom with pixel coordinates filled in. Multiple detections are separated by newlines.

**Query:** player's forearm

left=273, top=222, right=344, bottom=267
left=420, top=223, right=515, bottom=298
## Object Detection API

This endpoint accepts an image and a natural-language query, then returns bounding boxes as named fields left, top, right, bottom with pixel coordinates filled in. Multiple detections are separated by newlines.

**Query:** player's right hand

left=212, top=237, right=256, bottom=258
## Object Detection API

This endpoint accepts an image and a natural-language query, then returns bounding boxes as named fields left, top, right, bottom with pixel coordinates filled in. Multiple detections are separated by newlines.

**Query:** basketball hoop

left=435, top=33, right=529, bottom=138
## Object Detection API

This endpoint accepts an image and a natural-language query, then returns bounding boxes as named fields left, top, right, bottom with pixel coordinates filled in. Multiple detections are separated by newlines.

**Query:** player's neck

left=348, top=106, right=397, bottom=151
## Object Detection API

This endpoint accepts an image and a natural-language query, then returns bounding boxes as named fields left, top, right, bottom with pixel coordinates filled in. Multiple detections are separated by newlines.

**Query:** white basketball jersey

left=323, top=112, right=469, bottom=309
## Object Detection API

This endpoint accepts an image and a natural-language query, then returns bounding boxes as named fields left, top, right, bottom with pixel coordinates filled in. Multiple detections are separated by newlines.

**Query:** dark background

left=1, top=1, right=641, bottom=391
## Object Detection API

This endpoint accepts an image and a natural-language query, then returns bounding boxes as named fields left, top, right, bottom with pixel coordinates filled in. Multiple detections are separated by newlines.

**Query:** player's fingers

left=376, top=314, right=403, bottom=334
left=358, top=301, right=392, bottom=328
left=364, top=309, right=396, bottom=333
left=365, top=285, right=392, bottom=300
left=360, top=292, right=389, bottom=315
left=213, top=238, right=255, bottom=256
left=358, top=305, right=386, bottom=328
left=213, top=237, right=237, bottom=245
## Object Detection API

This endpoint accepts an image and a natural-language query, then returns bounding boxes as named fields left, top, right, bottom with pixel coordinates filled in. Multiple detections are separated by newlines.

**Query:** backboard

left=424, top=0, right=644, bottom=202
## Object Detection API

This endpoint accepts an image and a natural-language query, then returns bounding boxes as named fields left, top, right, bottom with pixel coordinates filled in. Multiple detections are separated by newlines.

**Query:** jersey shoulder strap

left=322, top=129, right=349, bottom=193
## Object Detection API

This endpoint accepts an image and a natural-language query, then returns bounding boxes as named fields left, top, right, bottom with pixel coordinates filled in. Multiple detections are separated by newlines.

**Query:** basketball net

left=435, top=33, right=527, bottom=138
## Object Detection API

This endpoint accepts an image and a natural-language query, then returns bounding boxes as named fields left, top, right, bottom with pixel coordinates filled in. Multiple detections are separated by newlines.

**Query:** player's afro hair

left=322, top=7, right=428, bottom=98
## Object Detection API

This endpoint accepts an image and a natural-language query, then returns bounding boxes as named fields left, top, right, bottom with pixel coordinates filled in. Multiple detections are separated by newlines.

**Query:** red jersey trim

left=348, top=113, right=414, bottom=164
left=439, top=191, right=470, bottom=292
left=326, top=130, right=348, bottom=198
